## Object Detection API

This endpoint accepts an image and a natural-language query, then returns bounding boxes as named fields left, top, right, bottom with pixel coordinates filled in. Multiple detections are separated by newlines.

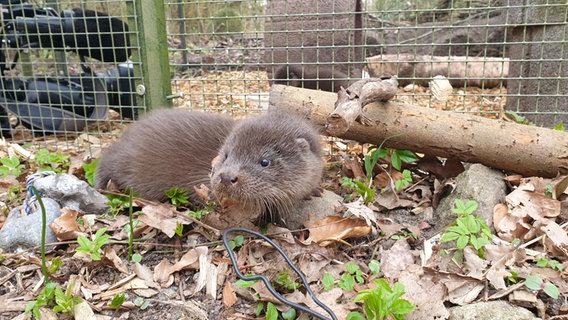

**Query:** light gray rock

left=0, top=198, right=61, bottom=252
left=33, top=173, right=108, bottom=214
left=450, top=301, right=539, bottom=320
left=436, top=163, right=506, bottom=231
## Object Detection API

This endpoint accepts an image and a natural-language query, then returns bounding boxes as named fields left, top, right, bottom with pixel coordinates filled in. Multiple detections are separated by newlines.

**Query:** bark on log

left=269, top=84, right=568, bottom=178
left=366, top=54, right=509, bottom=88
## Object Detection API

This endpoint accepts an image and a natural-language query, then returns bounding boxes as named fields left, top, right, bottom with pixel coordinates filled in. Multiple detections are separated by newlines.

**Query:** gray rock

left=450, top=301, right=539, bottom=320
left=436, top=163, right=506, bottom=231
left=0, top=198, right=61, bottom=252
left=33, top=173, right=108, bottom=214
left=285, top=189, right=345, bottom=229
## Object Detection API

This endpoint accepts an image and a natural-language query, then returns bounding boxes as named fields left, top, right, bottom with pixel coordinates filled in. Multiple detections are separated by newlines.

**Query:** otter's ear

left=295, top=138, right=311, bottom=152
left=211, top=155, right=222, bottom=168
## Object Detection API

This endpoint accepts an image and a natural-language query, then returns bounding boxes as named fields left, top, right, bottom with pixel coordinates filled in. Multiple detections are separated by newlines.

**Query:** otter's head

left=210, top=113, right=323, bottom=224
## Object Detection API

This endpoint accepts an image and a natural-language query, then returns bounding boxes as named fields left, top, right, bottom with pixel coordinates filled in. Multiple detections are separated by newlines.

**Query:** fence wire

left=0, top=0, right=566, bottom=152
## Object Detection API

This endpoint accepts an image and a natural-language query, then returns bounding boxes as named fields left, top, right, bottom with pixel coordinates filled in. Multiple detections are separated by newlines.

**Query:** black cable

left=223, top=227, right=337, bottom=320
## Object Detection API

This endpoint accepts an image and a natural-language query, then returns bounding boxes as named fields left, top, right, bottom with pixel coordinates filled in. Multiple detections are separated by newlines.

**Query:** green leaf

left=440, top=231, right=460, bottom=243
left=322, top=273, right=335, bottom=291
left=543, top=283, right=560, bottom=299
left=391, top=299, right=416, bottom=317
left=338, top=273, right=356, bottom=291
left=395, top=150, right=419, bottom=164
left=132, top=253, right=142, bottom=263
left=346, top=312, right=366, bottom=320
left=456, top=235, right=469, bottom=249
left=109, top=293, right=126, bottom=308
left=368, top=260, right=381, bottom=275
left=265, top=302, right=278, bottom=320
left=463, top=200, right=479, bottom=214
left=464, top=215, right=480, bottom=234
left=524, top=275, right=543, bottom=291
left=391, top=152, right=402, bottom=171
left=446, top=225, right=466, bottom=235
left=234, top=279, right=256, bottom=288
left=346, top=262, right=360, bottom=275
left=281, top=308, right=296, bottom=319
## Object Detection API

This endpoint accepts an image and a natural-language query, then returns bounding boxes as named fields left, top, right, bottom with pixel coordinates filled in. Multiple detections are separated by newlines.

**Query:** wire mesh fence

left=0, top=0, right=566, bottom=150
left=0, top=0, right=140, bottom=150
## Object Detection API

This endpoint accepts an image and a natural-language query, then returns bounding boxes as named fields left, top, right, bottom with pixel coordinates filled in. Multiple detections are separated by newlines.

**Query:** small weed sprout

left=440, top=199, right=492, bottom=257
left=76, top=228, right=111, bottom=261
left=352, top=278, right=415, bottom=320
left=0, top=156, right=24, bottom=177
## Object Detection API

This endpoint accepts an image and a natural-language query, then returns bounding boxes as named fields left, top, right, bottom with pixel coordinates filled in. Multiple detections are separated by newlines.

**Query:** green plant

left=368, top=260, right=381, bottom=275
left=352, top=278, right=415, bottom=320
left=165, top=186, right=190, bottom=206
left=536, top=258, right=563, bottom=271
left=108, top=293, right=126, bottom=308
left=506, top=111, right=535, bottom=126
left=227, top=235, right=244, bottom=250
left=0, top=156, right=24, bottom=177
left=554, top=121, right=564, bottom=131
left=440, top=199, right=491, bottom=257
left=338, top=263, right=365, bottom=291
left=33, top=149, right=70, bottom=172
left=342, top=176, right=375, bottom=203
left=525, top=275, right=560, bottom=299
left=25, top=282, right=82, bottom=318
left=76, top=228, right=111, bottom=261
left=395, top=169, right=412, bottom=191
left=47, top=257, right=63, bottom=275
left=274, top=271, right=301, bottom=291
left=82, top=159, right=98, bottom=187
left=322, top=273, right=335, bottom=291
left=174, top=222, right=184, bottom=237
left=188, top=207, right=211, bottom=219
left=106, top=194, right=132, bottom=217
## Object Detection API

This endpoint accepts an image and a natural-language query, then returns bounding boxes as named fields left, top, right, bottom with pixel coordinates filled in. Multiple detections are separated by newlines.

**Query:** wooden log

left=269, top=84, right=568, bottom=178
left=366, top=54, right=509, bottom=88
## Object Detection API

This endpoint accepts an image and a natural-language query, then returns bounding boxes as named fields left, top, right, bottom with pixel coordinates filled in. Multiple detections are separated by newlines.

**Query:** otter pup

left=273, top=64, right=350, bottom=92
left=95, top=110, right=324, bottom=225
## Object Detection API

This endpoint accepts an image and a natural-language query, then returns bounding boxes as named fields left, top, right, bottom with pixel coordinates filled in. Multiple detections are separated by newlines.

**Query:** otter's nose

left=219, top=172, right=238, bottom=185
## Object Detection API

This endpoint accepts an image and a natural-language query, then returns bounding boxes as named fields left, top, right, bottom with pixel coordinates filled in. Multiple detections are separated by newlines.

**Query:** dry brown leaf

left=343, top=198, right=376, bottom=226
left=493, top=203, right=531, bottom=241
left=153, top=246, right=208, bottom=287
left=50, top=208, right=83, bottom=241
left=305, top=216, right=371, bottom=246
left=376, top=218, right=405, bottom=238
left=486, top=268, right=511, bottom=290
left=399, top=266, right=450, bottom=320
left=104, top=246, right=129, bottom=274
left=133, top=262, right=160, bottom=289
left=139, top=204, right=190, bottom=238
left=441, top=274, right=484, bottom=305
left=540, top=220, right=568, bottom=258
left=463, top=247, right=488, bottom=279
left=374, top=189, right=415, bottom=210
left=222, top=281, right=238, bottom=308
left=507, top=183, right=561, bottom=221
left=380, top=240, right=415, bottom=279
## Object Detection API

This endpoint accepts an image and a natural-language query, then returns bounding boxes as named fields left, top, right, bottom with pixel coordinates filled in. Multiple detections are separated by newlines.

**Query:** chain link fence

left=0, top=0, right=566, bottom=149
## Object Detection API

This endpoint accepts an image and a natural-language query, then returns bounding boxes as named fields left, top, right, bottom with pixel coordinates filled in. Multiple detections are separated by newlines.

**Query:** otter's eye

left=260, top=159, right=270, bottom=167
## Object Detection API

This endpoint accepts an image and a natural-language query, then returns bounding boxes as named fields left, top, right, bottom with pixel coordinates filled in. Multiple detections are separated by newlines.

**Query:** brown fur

left=96, top=110, right=324, bottom=225
left=273, top=64, right=350, bottom=92
left=95, top=109, right=235, bottom=202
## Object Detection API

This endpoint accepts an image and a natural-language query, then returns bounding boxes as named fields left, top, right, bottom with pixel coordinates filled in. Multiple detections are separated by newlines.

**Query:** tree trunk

left=269, top=84, right=568, bottom=178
